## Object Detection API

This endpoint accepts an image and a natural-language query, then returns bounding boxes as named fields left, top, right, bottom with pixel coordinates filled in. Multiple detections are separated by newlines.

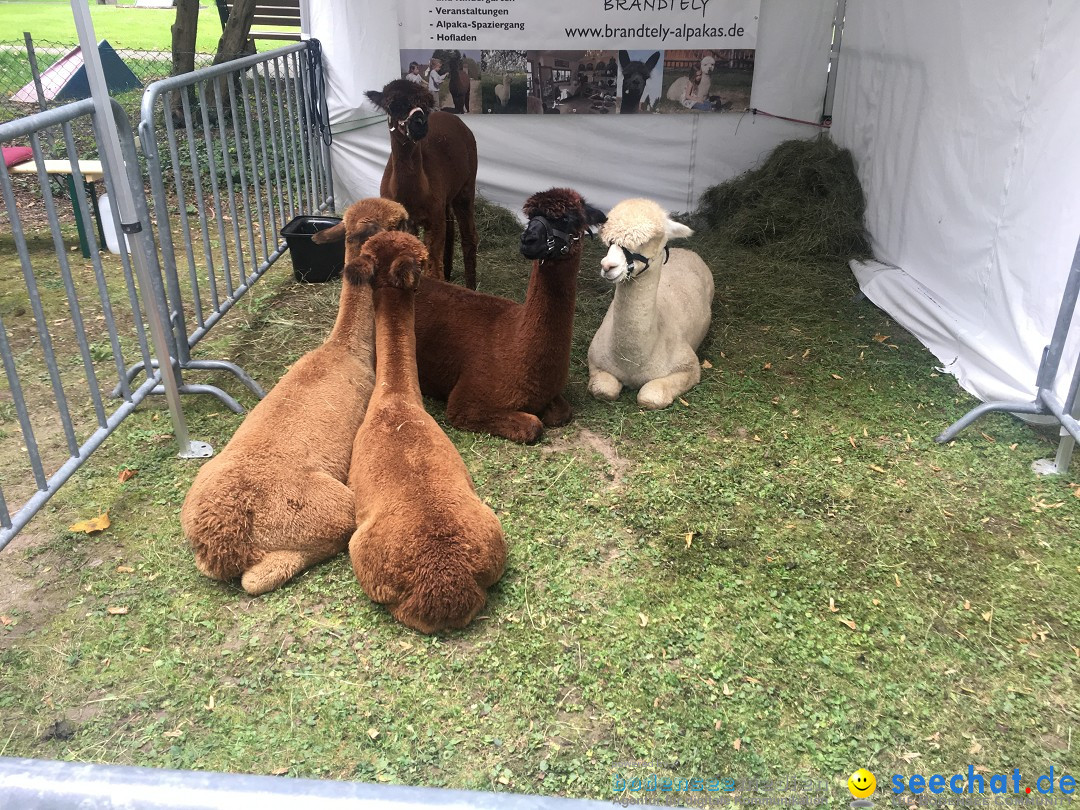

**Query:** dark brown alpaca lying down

left=181, top=198, right=409, bottom=596
left=347, top=230, right=505, bottom=633
left=412, top=188, right=606, bottom=443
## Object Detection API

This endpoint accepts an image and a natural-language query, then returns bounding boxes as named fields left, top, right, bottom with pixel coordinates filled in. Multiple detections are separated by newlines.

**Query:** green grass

left=0, top=199, right=1077, bottom=804
left=0, top=1, right=223, bottom=52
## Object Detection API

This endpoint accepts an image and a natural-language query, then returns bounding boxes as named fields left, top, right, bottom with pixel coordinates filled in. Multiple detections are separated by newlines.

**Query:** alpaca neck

left=325, top=279, right=374, bottom=351
left=388, top=133, right=429, bottom=188
left=371, top=286, right=422, bottom=402
left=611, top=245, right=665, bottom=356
left=521, top=250, right=581, bottom=342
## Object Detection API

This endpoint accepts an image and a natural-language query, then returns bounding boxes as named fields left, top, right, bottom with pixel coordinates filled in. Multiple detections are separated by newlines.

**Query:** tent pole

left=821, top=0, right=847, bottom=123
left=69, top=0, right=212, bottom=460
left=937, top=229, right=1080, bottom=475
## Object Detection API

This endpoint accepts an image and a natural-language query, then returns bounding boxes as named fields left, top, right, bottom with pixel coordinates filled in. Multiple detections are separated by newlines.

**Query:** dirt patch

left=0, top=528, right=70, bottom=646
left=543, top=427, right=632, bottom=488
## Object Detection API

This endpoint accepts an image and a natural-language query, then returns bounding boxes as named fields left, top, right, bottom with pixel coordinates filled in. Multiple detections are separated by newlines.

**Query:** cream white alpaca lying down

left=587, top=198, right=715, bottom=410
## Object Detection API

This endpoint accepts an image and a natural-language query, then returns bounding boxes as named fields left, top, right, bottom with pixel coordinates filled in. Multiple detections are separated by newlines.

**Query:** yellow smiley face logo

left=848, top=769, right=876, bottom=799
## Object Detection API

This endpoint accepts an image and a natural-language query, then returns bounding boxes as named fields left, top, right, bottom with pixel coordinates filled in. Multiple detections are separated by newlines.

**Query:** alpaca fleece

left=366, top=79, right=479, bottom=289
left=411, top=188, right=606, bottom=444
left=180, top=198, right=408, bottom=595
left=588, top=197, right=715, bottom=410
left=347, top=231, right=505, bottom=634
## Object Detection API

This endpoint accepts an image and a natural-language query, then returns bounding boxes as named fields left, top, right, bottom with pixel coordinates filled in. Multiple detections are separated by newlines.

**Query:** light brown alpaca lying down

left=347, top=231, right=506, bottom=633
left=180, top=198, right=409, bottom=596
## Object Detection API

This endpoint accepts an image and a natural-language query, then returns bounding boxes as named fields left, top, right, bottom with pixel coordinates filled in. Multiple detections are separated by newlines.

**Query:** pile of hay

left=695, top=137, right=870, bottom=260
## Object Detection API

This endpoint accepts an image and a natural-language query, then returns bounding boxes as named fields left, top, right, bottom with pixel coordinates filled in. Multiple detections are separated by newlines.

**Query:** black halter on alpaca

left=532, top=216, right=579, bottom=258
left=622, top=244, right=670, bottom=279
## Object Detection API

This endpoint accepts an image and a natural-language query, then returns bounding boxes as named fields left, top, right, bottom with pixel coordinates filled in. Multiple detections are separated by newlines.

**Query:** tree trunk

left=170, top=0, right=199, bottom=78
left=213, top=0, right=257, bottom=66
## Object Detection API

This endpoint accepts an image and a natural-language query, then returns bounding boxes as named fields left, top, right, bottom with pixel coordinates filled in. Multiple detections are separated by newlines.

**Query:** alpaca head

left=619, top=50, right=660, bottom=99
left=366, top=79, right=434, bottom=141
left=312, top=197, right=410, bottom=264
left=700, top=54, right=716, bottom=75
left=519, top=188, right=607, bottom=261
left=350, top=231, right=428, bottom=291
left=598, top=198, right=693, bottom=283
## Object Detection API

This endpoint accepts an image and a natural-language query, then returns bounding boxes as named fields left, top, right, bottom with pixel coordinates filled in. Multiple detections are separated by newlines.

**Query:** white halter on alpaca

left=588, top=198, right=715, bottom=410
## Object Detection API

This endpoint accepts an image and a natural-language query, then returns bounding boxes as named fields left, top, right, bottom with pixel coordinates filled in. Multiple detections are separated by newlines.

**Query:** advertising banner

left=395, top=0, right=761, bottom=114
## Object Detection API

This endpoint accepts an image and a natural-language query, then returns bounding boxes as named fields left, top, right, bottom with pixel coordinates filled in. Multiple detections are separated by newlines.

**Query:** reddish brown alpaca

left=347, top=231, right=505, bottom=634
left=413, top=188, right=606, bottom=444
left=365, top=79, right=479, bottom=289
left=181, top=198, right=409, bottom=595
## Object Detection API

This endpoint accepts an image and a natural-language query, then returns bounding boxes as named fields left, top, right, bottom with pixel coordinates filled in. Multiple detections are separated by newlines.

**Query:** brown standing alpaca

left=347, top=231, right=505, bottom=634
left=365, top=79, right=479, bottom=289
left=412, top=188, right=606, bottom=444
left=180, top=198, right=409, bottom=595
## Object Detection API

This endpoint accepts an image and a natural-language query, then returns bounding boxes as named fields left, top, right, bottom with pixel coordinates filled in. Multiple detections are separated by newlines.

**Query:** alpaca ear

left=665, top=218, right=693, bottom=240
left=365, top=90, right=385, bottom=109
left=344, top=253, right=374, bottom=286
left=618, top=50, right=630, bottom=70
left=388, top=254, right=424, bottom=291
left=583, top=202, right=607, bottom=227
left=645, top=52, right=661, bottom=72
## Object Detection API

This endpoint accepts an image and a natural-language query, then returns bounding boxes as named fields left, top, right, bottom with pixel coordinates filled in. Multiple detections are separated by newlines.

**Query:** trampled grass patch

left=0, top=197, right=1077, bottom=804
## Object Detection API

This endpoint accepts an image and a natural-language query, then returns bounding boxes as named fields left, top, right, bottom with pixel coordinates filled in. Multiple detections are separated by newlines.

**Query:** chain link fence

left=0, top=37, right=214, bottom=155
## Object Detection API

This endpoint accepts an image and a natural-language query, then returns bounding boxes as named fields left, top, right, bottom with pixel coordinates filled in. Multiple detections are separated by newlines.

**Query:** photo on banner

left=397, top=0, right=760, bottom=115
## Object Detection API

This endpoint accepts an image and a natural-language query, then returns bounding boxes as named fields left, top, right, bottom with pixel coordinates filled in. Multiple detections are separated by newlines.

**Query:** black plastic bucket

left=280, top=215, right=344, bottom=283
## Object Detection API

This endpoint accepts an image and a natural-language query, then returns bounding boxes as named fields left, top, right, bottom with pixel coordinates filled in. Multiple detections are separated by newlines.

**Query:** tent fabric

left=308, top=0, right=838, bottom=217
left=832, top=2, right=1080, bottom=406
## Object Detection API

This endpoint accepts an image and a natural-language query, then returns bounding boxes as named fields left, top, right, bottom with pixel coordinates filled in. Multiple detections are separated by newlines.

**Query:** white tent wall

left=307, top=0, right=837, bottom=218
left=832, top=2, right=1080, bottom=407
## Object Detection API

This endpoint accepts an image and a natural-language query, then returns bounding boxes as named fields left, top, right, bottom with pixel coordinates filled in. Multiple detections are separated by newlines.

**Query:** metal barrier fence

left=0, top=757, right=614, bottom=809
left=0, top=97, right=186, bottom=551
left=129, top=40, right=334, bottom=412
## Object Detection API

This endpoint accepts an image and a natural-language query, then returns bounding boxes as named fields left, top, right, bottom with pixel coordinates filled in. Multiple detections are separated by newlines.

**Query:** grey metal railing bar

left=937, top=228, right=1080, bottom=474
left=211, top=78, right=246, bottom=290
left=198, top=78, right=235, bottom=300
left=225, top=77, right=260, bottom=277
left=163, top=89, right=206, bottom=332
left=0, top=757, right=614, bottom=810
left=237, top=67, right=271, bottom=263
left=0, top=310, right=48, bottom=491
left=12, top=136, right=81, bottom=456
left=55, top=123, right=111, bottom=430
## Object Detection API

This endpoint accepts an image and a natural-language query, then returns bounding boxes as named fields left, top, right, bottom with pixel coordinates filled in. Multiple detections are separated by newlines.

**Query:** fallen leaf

left=701, top=359, right=713, bottom=369
left=968, top=742, right=983, bottom=755
left=980, top=432, right=996, bottom=443
left=722, top=683, right=734, bottom=696
left=638, top=612, right=649, bottom=627
left=744, top=676, right=761, bottom=685
left=831, top=373, right=843, bottom=380
left=271, top=767, right=289, bottom=776
left=367, top=727, right=380, bottom=740
left=849, top=436, right=857, bottom=448
left=107, top=606, right=129, bottom=615
left=684, top=532, right=693, bottom=549
left=894, top=573, right=902, bottom=587
left=205, top=695, right=215, bottom=711
left=963, top=600, right=971, bottom=610
left=981, top=609, right=993, bottom=622
left=838, top=617, right=857, bottom=631
left=872, top=598, right=881, bottom=606
left=678, top=397, right=690, bottom=407
left=0, top=616, right=11, bottom=626
left=116, top=565, right=135, bottom=574
left=872, top=334, right=889, bottom=342
left=828, top=597, right=839, bottom=613
left=802, top=348, right=811, bottom=358
left=763, top=362, right=772, bottom=370
left=733, top=738, right=742, bottom=751
left=900, top=752, right=921, bottom=764
left=497, top=774, right=510, bottom=786
left=714, top=719, right=723, bottom=730
left=68, top=512, right=110, bottom=534
left=117, top=469, right=137, bottom=482
left=869, top=464, right=887, bottom=474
